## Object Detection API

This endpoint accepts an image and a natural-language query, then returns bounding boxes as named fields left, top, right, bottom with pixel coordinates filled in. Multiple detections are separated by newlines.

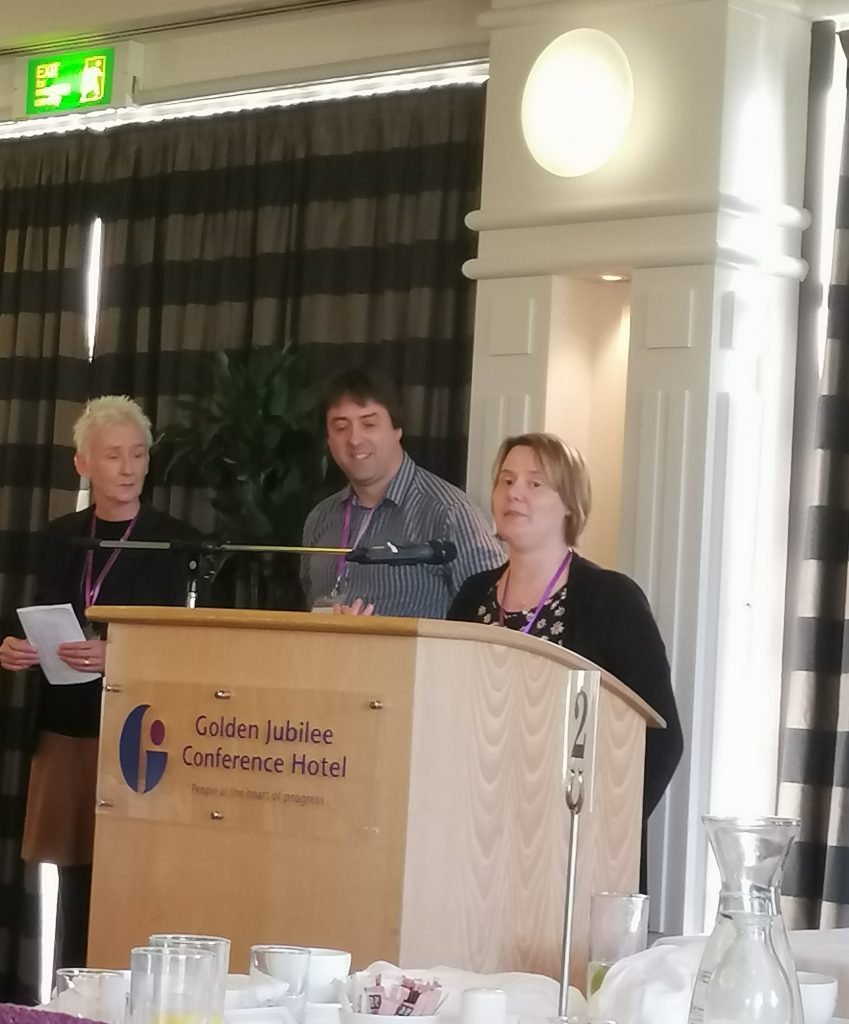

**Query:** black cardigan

left=447, top=553, right=683, bottom=822
left=31, top=504, right=200, bottom=739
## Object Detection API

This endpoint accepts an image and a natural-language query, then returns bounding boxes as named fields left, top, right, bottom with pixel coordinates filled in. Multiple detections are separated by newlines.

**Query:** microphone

left=346, top=539, right=458, bottom=566
left=68, top=536, right=458, bottom=566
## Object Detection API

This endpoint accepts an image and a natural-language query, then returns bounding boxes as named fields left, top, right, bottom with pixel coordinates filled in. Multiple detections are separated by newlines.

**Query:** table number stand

left=557, top=671, right=600, bottom=1018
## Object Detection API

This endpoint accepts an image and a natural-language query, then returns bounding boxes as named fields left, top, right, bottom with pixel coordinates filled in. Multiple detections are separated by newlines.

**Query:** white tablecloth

left=625, top=929, right=849, bottom=1022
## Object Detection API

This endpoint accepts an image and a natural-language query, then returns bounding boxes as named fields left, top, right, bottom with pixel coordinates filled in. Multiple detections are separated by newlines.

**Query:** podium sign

left=100, top=684, right=383, bottom=838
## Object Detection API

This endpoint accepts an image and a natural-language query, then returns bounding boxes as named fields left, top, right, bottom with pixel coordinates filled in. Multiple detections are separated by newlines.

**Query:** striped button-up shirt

left=301, top=453, right=505, bottom=619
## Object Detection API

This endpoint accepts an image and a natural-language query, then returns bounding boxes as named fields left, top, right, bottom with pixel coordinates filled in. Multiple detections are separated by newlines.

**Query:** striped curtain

left=778, top=34, right=849, bottom=926
left=0, top=134, right=93, bottom=1000
left=0, top=84, right=484, bottom=990
left=88, top=84, right=485, bottom=527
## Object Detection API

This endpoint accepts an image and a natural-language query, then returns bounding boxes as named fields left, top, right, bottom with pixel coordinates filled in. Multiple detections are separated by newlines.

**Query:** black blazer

left=31, top=504, right=200, bottom=739
left=448, top=554, right=683, bottom=822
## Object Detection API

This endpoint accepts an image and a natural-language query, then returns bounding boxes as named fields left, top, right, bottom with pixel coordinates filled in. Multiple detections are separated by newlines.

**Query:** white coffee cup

left=798, top=971, right=838, bottom=1024
left=307, top=948, right=352, bottom=1004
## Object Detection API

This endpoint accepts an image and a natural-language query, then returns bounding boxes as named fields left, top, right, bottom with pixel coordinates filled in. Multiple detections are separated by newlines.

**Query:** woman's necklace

left=498, top=550, right=573, bottom=634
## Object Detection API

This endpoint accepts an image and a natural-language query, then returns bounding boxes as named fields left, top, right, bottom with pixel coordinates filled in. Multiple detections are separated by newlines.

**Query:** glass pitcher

left=688, top=816, right=802, bottom=1024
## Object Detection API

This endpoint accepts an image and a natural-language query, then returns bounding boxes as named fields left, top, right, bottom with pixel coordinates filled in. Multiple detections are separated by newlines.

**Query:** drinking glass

left=54, top=967, right=127, bottom=1024
left=149, top=934, right=230, bottom=1024
left=129, top=945, right=217, bottom=1024
left=586, top=892, right=649, bottom=999
left=249, top=945, right=311, bottom=1024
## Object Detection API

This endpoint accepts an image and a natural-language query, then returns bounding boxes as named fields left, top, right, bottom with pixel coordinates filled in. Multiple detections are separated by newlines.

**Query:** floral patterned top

left=475, top=580, right=569, bottom=640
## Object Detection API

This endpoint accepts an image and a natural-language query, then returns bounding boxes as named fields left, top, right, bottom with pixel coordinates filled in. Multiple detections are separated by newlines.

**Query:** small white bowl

left=798, top=971, right=838, bottom=1024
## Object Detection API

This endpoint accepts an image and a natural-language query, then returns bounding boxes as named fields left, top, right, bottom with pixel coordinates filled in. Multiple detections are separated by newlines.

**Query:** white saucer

left=225, top=1010, right=291, bottom=1024
left=306, top=1003, right=341, bottom=1024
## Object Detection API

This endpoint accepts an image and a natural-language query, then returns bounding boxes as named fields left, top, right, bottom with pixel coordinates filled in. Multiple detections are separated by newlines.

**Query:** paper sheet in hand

left=17, top=604, right=100, bottom=685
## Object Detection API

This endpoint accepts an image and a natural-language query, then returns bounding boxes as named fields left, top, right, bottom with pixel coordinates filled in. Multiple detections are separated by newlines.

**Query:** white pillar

left=466, top=0, right=811, bottom=931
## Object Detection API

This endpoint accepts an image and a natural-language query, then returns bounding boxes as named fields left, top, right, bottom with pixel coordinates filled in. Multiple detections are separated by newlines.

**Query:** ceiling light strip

left=0, top=59, right=489, bottom=140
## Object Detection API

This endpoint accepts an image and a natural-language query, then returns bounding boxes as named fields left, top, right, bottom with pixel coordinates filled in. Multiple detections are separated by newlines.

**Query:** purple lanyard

left=498, top=550, right=573, bottom=634
left=83, top=510, right=139, bottom=609
left=334, top=496, right=375, bottom=581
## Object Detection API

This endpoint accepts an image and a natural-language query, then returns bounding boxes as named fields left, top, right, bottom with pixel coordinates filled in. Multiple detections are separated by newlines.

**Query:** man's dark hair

left=321, top=368, right=404, bottom=429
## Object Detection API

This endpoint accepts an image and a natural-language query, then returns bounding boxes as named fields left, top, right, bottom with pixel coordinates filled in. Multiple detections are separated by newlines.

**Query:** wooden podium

left=86, top=608, right=663, bottom=984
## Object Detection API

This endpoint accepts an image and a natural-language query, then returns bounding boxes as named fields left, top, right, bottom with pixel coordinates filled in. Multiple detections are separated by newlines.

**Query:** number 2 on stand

left=571, top=689, right=589, bottom=760
left=565, top=671, right=599, bottom=811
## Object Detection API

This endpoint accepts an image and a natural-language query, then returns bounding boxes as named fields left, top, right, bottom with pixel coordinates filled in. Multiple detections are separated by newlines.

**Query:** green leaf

left=161, top=345, right=327, bottom=590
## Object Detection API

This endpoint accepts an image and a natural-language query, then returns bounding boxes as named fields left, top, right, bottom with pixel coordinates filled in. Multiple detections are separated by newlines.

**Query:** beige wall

left=544, top=278, right=630, bottom=570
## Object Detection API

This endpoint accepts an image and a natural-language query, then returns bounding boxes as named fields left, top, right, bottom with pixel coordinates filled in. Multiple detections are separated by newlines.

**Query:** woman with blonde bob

left=448, top=433, right=682, bottom=883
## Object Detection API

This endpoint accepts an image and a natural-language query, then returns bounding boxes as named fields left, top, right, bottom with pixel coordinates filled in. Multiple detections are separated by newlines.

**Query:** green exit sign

left=26, top=47, right=115, bottom=115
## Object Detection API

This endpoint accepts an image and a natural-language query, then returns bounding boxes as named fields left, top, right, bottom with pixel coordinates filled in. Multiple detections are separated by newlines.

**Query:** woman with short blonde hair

left=73, top=395, right=153, bottom=456
left=0, top=395, right=197, bottom=971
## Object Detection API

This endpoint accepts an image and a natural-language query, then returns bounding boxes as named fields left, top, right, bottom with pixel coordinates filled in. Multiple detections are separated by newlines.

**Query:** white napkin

left=224, top=973, right=298, bottom=1024
left=225, top=974, right=292, bottom=1010
left=41, top=972, right=129, bottom=1024
left=595, top=940, right=705, bottom=1024
left=361, top=961, right=586, bottom=1021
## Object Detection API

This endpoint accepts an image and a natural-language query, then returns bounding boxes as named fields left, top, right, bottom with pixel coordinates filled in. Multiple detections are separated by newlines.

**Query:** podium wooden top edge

left=87, top=605, right=665, bottom=727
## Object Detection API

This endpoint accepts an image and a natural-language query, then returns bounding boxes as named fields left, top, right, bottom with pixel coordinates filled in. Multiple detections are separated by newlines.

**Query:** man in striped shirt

left=301, top=369, right=504, bottom=618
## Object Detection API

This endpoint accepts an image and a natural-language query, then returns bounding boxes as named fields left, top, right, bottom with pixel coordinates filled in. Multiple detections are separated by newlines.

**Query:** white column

left=468, top=275, right=629, bottom=568
left=466, top=0, right=811, bottom=931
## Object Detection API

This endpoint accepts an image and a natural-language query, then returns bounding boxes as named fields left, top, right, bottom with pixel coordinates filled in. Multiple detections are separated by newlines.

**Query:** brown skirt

left=22, top=731, right=99, bottom=866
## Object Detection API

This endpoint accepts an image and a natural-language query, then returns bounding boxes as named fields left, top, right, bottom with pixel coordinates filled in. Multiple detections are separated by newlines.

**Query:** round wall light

left=521, top=28, right=634, bottom=178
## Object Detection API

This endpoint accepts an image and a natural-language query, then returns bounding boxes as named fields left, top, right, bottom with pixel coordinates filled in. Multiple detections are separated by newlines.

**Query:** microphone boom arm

left=79, top=539, right=353, bottom=556
left=71, top=538, right=457, bottom=606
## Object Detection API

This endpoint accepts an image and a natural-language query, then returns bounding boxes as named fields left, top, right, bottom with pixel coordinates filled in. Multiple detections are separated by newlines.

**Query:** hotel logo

left=119, top=704, right=168, bottom=793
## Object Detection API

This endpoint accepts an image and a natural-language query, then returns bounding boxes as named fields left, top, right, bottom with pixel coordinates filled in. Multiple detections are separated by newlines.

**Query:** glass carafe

left=688, top=816, right=802, bottom=1024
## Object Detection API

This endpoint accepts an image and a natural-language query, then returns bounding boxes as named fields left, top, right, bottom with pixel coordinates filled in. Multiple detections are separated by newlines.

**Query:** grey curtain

left=87, top=84, right=486, bottom=529
left=779, top=24, right=849, bottom=927
left=0, top=134, right=92, bottom=1000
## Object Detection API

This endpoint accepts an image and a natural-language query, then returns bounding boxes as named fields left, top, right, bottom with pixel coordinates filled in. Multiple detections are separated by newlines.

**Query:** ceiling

left=0, top=0, right=377, bottom=55
left=5, top=0, right=848, bottom=58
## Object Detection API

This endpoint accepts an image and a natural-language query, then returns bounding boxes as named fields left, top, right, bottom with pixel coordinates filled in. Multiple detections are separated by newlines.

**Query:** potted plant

left=157, top=344, right=328, bottom=609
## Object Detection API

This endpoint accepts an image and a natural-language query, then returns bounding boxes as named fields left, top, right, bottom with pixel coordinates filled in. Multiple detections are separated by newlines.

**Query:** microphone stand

left=74, top=539, right=356, bottom=609
left=75, top=538, right=457, bottom=607
left=185, top=542, right=355, bottom=609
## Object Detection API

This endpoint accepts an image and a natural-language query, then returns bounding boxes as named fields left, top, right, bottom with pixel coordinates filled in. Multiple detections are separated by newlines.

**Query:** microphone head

left=345, top=539, right=458, bottom=566
left=428, top=539, right=457, bottom=565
